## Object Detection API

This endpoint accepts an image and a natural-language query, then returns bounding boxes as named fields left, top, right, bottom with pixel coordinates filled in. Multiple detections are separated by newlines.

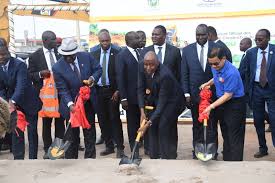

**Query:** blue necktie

left=101, top=50, right=107, bottom=86
left=2, top=65, right=8, bottom=78
left=72, top=62, right=81, bottom=81
left=157, top=47, right=162, bottom=63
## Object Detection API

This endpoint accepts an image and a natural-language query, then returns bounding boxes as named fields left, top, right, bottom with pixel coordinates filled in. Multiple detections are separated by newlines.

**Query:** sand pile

left=117, top=164, right=142, bottom=175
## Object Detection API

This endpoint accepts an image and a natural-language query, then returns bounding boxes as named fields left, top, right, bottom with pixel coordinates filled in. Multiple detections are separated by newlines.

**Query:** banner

left=89, top=0, right=275, bottom=67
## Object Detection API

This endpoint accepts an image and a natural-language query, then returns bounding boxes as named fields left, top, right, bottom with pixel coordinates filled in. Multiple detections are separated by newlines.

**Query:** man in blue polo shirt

left=200, top=47, right=246, bottom=161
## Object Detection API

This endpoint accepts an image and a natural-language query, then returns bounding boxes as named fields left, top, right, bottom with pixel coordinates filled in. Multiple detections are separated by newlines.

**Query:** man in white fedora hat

left=52, top=38, right=102, bottom=159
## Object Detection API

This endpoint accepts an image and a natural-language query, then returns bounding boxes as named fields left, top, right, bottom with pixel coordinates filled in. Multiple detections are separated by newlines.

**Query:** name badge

left=219, top=77, right=224, bottom=83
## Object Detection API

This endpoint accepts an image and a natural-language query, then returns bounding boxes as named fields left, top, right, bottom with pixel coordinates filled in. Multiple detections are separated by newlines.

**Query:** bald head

left=240, top=37, right=252, bottom=52
left=144, top=51, right=159, bottom=75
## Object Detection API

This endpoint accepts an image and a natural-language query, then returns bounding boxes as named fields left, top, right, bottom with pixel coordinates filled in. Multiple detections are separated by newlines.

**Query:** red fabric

left=70, top=86, right=91, bottom=129
left=17, top=110, right=29, bottom=132
left=198, top=88, right=212, bottom=123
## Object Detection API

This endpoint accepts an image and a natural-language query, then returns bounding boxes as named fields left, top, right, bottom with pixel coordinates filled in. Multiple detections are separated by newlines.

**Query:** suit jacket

left=138, top=64, right=185, bottom=123
left=116, top=47, right=139, bottom=105
left=140, top=43, right=182, bottom=81
left=238, top=53, right=249, bottom=94
left=181, top=41, right=216, bottom=104
left=90, top=47, right=120, bottom=92
left=242, top=44, right=275, bottom=105
left=28, top=48, right=61, bottom=92
left=216, top=40, right=232, bottom=62
left=52, top=52, right=102, bottom=119
left=0, top=58, right=42, bottom=115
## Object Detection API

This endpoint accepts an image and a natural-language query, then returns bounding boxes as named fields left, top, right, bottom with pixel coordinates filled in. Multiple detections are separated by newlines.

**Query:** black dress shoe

left=100, top=148, right=115, bottom=156
left=192, top=150, right=198, bottom=160
left=78, top=145, right=85, bottom=151
left=43, top=152, right=49, bottom=159
left=254, top=151, right=268, bottom=158
left=96, top=138, right=104, bottom=145
left=116, top=149, right=125, bottom=158
left=1, top=144, right=10, bottom=151
left=144, top=149, right=150, bottom=156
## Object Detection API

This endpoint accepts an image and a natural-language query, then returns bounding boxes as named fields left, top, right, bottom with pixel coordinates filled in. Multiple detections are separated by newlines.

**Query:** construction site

left=0, top=0, right=275, bottom=183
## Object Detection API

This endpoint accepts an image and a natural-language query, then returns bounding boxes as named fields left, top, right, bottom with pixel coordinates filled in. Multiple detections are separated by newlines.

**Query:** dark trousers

left=217, top=97, right=246, bottom=161
left=126, top=104, right=140, bottom=153
left=42, top=117, right=65, bottom=152
left=252, top=83, right=275, bottom=152
left=26, top=114, right=39, bottom=159
left=149, top=102, right=180, bottom=159
left=96, top=87, right=124, bottom=150
left=12, top=128, right=25, bottom=159
left=0, top=133, right=12, bottom=151
left=190, top=103, right=218, bottom=150
left=65, top=101, right=96, bottom=159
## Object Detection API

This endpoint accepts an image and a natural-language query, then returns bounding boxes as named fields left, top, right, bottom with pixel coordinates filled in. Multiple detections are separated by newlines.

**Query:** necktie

left=48, top=50, right=55, bottom=68
left=72, top=62, right=81, bottom=81
left=200, top=46, right=204, bottom=70
left=259, top=50, right=267, bottom=87
left=2, top=65, right=8, bottom=81
left=134, top=49, right=140, bottom=61
left=157, top=47, right=162, bottom=63
left=101, top=50, right=107, bottom=86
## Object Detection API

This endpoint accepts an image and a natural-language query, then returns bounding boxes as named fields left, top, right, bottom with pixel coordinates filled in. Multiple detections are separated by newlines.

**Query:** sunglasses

left=208, top=62, right=220, bottom=66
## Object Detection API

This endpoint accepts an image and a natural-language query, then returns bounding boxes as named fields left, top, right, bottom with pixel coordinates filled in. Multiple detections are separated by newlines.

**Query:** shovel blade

left=119, top=155, right=142, bottom=166
left=47, top=138, right=72, bottom=160
left=195, top=143, right=216, bottom=162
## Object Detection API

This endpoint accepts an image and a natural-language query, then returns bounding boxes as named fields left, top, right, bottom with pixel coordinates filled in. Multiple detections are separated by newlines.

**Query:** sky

left=10, top=0, right=89, bottom=40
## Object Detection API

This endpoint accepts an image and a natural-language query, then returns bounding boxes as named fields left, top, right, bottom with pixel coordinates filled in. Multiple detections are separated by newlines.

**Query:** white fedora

left=58, top=38, right=79, bottom=55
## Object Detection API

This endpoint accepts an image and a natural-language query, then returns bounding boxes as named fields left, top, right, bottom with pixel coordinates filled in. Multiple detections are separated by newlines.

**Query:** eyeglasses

left=209, top=62, right=220, bottom=66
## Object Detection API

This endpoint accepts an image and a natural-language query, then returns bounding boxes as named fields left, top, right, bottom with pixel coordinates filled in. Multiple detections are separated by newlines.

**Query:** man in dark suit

left=90, top=31, right=124, bottom=158
left=90, top=29, right=121, bottom=146
left=52, top=38, right=102, bottom=159
left=28, top=30, right=65, bottom=159
left=208, top=26, right=232, bottom=62
left=138, top=51, right=185, bottom=159
left=238, top=38, right=252, bottom=118
left=90, top=29, right=121, bottom=54
left=0, top=42, right=42, bottom=159
left=181, top=24, right=218, bottom=159
left=241, top=29, right=275, bottom=158
left=140, top=25, right=181, bottom=81
left=139, top=25, right=182, bottom=156
left=116, top=31, right=141, bottom=158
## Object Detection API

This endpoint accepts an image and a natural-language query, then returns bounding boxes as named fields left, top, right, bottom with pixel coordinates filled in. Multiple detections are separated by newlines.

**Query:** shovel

left=195, top=119, right=216, bottom=162
left=119, top=119, right=147, bottom=166
left=48, top=121, right=72, bottom=160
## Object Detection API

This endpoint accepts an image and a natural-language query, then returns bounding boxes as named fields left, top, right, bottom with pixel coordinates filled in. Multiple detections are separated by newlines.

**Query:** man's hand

left=137, top=120, right=151, bottom=136
left=199, top=82, right=211, bottom=90
left=40, top=70, right=51, bottom=78
left=9, top=100, right=16, bottom=112
left=83, top=77, right=95, bottom=87
left=186, top=96, right=193, bottom=109
left=69, top=104, right=76, bottom=113
left=121, top=100, right=128, bottom=110
left=111, top=91, right=119, bottom=102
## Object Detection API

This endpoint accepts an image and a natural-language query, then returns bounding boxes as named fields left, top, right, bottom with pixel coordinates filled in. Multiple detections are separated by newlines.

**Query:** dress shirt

left=97, top=47, right=111, bottom=86
left=196, top=41, right=208, bottom=72
left=255, top=44, right=269, bottom=82
left=127, top=46, right=139, bottom=61
left=154, top=43, right=166, bottom=63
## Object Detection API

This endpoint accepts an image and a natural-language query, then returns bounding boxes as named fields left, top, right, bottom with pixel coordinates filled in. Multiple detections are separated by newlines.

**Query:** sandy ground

left=0, top=123, right=275, bottom=183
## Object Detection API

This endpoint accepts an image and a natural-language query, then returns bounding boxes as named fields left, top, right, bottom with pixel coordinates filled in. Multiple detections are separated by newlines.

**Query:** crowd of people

left=0, top=23, right=274, bottom=161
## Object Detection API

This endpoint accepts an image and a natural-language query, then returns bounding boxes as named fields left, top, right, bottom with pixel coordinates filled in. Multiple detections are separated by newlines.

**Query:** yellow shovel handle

left=135, top=119, right=147, bottom=142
